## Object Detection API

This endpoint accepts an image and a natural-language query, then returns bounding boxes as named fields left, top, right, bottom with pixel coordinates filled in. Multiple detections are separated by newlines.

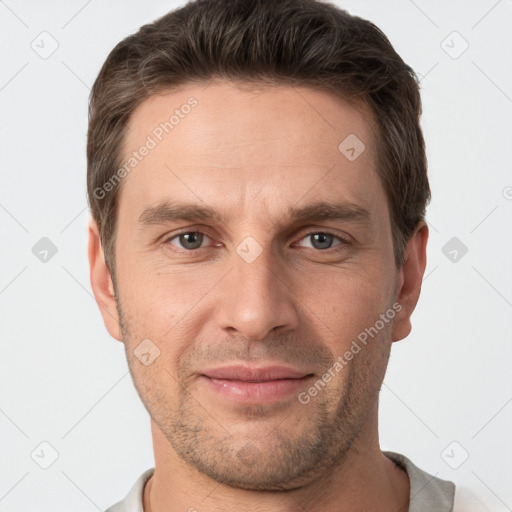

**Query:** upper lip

left=201, top=365, right=312, bottom=381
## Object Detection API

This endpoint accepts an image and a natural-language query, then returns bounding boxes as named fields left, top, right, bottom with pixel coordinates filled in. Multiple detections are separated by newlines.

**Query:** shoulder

left=104, top=468, right=154, bottom=512
left=384, top=451, right=490, bottom=512
left=453, top=484, right=490, bottom=512
left=383, top=450, right=455, bottom=511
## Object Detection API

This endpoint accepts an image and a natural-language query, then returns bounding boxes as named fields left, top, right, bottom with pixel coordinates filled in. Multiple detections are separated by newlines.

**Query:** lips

left=201, top=365, right=311, bottom=381
left=199, top=365, right=314, bottom=403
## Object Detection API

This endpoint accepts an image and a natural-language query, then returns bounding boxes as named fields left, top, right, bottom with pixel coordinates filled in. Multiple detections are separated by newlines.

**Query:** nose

left=215, top=240, right=300, bottom=341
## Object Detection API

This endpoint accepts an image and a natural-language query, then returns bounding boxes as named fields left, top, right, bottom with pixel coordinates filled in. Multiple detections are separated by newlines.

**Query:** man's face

left=104, top=81, right=406, bottom=489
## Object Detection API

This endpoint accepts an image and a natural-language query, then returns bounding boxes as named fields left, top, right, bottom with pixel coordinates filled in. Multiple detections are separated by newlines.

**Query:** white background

left=0, top=0, right=511, bottom=510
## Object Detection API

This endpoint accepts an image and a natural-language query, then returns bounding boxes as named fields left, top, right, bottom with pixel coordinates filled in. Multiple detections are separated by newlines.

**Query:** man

left=87, top=1, right=464, bottom=510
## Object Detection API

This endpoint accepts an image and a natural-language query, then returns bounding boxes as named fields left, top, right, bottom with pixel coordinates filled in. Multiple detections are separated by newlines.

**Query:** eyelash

left=163, top=229, right=350, bottom=252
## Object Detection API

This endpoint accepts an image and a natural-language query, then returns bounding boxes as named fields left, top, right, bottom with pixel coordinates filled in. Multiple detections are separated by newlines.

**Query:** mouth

left=199, top=365, right=315, bottom=403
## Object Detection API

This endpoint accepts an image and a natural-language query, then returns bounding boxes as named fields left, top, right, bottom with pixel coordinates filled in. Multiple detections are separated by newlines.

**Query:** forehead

left=119, top=81, right=386, bottom=226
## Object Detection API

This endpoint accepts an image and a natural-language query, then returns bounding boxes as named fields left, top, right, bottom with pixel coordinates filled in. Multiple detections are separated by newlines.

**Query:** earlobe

left=87, top=218, right=123, bottom=341
left=391, top=221, right=429, bottom=343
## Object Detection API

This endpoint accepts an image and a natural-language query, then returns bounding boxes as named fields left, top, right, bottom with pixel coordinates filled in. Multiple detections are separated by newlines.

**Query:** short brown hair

left=87, top=0, right=430, bottom=274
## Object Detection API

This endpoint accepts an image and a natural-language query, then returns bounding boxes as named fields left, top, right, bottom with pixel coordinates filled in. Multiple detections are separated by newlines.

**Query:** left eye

left=167, top=231, right=212, bottom=250
left=165, top=231, right=346, bottom=251
left=295, top=232, right=344, bottom=250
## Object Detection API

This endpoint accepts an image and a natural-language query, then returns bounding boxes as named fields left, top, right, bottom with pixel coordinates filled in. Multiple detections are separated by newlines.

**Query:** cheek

left=296, top=268, right=394, bottom=357
left=116, top=254, right=212, bottom=320
left=115, top=261, right=219, bottom=366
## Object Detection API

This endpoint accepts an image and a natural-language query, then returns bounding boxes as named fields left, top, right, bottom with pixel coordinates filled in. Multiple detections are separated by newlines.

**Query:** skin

left=89, top=81, right=428, bottom=512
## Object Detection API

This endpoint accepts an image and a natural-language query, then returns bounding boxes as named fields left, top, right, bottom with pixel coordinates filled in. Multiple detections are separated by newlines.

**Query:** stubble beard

left=114, top=285, right=391, bottom=491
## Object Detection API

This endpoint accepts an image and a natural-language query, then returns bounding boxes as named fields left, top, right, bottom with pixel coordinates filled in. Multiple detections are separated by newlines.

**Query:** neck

left=144, top=409, right=410, bottom=512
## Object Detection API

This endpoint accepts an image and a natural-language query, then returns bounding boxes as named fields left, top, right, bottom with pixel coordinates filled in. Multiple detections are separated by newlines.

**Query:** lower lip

left=200, top=375, right=313, bottom=403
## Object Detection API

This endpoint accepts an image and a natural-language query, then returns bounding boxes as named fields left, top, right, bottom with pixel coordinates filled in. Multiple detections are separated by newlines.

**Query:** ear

left=88, top=218, right=122, bottom=341
left=391, top=221, right=429, bottom=342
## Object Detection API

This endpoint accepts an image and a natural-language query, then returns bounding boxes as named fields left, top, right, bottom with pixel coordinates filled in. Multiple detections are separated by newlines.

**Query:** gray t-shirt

left=105, top=450, right=457, bottom=512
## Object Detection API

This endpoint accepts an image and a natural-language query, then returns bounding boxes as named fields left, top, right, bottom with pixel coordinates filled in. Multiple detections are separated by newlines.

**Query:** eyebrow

left=138, top=200, right=372, bottom=228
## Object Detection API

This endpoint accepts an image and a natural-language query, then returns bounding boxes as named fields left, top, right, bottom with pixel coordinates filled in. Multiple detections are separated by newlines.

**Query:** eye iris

left=175, top=233, right=337, bottom=250
left=311, top=233, right=333, bottom=249
left=180, top=232, right=203, bottom=249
